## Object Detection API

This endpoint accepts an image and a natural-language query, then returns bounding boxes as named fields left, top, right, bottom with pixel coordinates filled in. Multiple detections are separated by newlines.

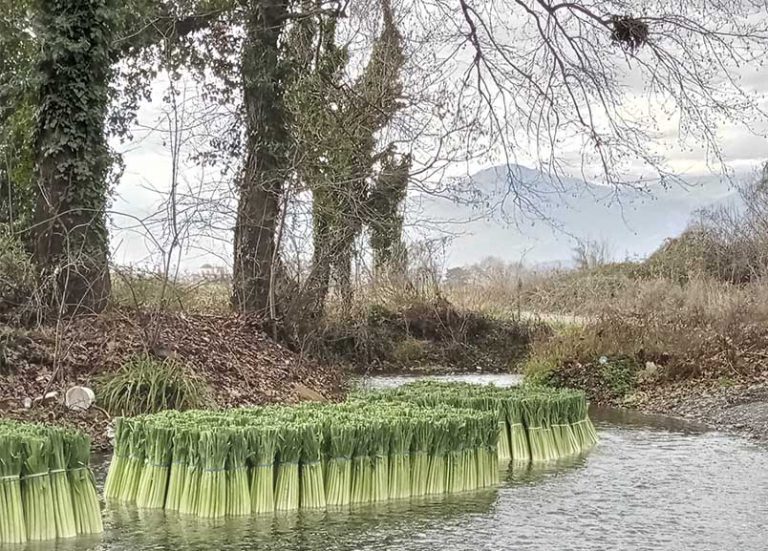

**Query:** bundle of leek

left=48, top=429, right=76, bottom=539
left=324, top=417, right=354, bottom=507
left=538, top=395, right=559, bottom=462
left=66, top=431, right=103, bottom=535
left=195, top=430, right=229, bottom=518
left=165, top=427, right=191, bottom=512
left=0, top=430, right=26, bottom=544
left=387, top=416, right=413, bottom=500
left=118, top=420, right=147, bottom=503
left=446, top=418, right=465, bottom=494
left=274, top=425, right=301, bottom=511
left=21, top=436, right=56, bottom=541
left=178, top=430, right=202, bottom=516
left=299, top=422, right=326, bottom=509
left=425, top=420, right=450, bottom=495
left=103, top=417, right=129, bottom=501
left=409, top=417, right=431, bottom=498
left=369, top=419, right=390, bottom=503
left=350, top=421, right=373, bottom=505
left=136, top=423, right=173, bottom=509
left=249, top=424, right=277, bottom=514
left=505, top=397, right=530, bottom=464
left=226, top=429, right=251, bottom=516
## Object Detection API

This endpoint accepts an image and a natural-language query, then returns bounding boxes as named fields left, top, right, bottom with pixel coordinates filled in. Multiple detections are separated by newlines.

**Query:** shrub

left=110, top=267, right=230, bottom=313
left=289, top=295, right=546, bottom=371
left=0, top=232, right=36, bottom=317
left=391, top=337, right=429, bottom=364
left=522, top=356, right=559, bottom=386
left=98, top=355, right=210, bottom=416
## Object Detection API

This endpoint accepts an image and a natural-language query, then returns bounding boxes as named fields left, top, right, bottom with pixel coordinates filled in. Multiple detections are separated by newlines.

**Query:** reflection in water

left=590, top=405, right=711, bottom=434
left=94, top=491, right=499, bottom=551
left=35, top=373, right=768, bottom=551
left=503, top=454, right=591, bottom=486
left=357, top=373, right=523, bottom=389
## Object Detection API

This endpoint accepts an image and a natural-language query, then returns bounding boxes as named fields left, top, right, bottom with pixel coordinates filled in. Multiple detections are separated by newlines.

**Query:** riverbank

left=625, top=380, right=768, bottom=441
left=0, top=309, right=346, bottom=450
left=535, top=356, right=768, bottom=441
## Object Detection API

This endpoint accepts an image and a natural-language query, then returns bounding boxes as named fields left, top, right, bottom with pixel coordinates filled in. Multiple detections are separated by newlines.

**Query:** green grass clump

left=98, top=355, right=209, bottom=417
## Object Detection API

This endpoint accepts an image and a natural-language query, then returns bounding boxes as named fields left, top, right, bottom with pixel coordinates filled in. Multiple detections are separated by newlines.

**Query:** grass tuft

left=98, top=355, right=209, bottom=416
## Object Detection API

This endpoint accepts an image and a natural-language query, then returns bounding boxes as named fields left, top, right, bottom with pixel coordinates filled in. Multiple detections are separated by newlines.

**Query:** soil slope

left=0, top=309, right=346, bottom=449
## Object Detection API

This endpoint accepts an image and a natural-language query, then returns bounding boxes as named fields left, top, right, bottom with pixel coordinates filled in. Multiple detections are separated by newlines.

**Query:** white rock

left=65, top=386, right=95, bottom=411
left=23, top=397, right=32, bottom=409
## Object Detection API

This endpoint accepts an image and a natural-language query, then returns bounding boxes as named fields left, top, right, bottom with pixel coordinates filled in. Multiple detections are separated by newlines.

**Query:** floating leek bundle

left=353, top=381, right=598, bottom=463
left=0, top=420, right=102, bottom=544
left=104, top=381, right=597, bottom=521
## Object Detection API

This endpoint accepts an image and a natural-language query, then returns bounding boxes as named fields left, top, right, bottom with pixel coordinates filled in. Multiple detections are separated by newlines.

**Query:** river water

left=44, top=374, right=768, bottom=551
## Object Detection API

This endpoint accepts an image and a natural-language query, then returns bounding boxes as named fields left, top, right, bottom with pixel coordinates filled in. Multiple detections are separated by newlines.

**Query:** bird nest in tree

left=610, top=15, right=649, bottom=53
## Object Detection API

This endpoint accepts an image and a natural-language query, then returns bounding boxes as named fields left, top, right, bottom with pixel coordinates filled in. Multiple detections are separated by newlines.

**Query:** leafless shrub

left=0, top=232, right=38, bottom=321
left=572, top=239, right=613, bottom=271
left=648, top=164, right=768, bottom=284
left=527, top=276, right=768, bottom=383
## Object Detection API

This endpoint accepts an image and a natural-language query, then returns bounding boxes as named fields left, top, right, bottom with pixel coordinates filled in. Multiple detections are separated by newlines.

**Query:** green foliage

left=391, top=337, right=428, bottom=364
left=369, top=150, right=410, bottom=273
left=98, top=355, right=209, bottom=416
left=0, top=100, right=36, bottom=232
left=0, top=0, right=37, bottom=234
left=0, top=231, right=36, bottom=316
left=34, top=0, right=115, bottom=225
left=32, top=0, right=119, bottom=313
left=286, top=0, right=409, bottom=310
left=598, top=357, right=638, bottom=398
left=522, top=356, right=559, bottom=386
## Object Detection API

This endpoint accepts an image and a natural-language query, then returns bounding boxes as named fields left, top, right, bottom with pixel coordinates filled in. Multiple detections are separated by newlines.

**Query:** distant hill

left=409, top=164, right=744, bottom=267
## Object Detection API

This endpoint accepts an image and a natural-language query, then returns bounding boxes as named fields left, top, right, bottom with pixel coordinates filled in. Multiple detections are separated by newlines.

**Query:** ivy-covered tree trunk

left=33, top=0, right=114, bottom=315
left=305, top=196, right=333, bottom=314
left=369, top=151, right=411, bottom=276
left=232, top=0, right=290, bottom=314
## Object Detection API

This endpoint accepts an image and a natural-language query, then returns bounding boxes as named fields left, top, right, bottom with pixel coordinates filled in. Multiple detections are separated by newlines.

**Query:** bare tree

left=572, top=237, right=613, bottom=269
left=392, top=0, right=768, bottom=214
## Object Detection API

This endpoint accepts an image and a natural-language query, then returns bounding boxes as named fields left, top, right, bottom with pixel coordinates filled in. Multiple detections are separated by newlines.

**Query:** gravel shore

left=629, top=381, right=768, bottom=441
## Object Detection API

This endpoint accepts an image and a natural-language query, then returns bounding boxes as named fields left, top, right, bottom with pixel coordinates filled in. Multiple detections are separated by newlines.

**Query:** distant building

left=199, top=264, right=231, bottom=280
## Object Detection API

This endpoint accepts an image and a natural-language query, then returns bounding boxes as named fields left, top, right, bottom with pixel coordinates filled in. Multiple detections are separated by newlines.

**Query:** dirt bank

left=625, top=380, right=768, bottom=441
left=0, top=309, right=346, bottom=450
left=548, top=358, right=768, bottom=440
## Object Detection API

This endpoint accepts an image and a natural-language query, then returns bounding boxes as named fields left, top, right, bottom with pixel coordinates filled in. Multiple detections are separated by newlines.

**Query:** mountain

left=409, top=164, right=744, bottom=268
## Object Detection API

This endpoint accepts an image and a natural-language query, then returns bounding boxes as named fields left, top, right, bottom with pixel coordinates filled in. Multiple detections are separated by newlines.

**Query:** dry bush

left=110, top=267, right=231, bottom=313
left=646, top=166, right=768, bottom=284
left=0, top=233, right=46, bottom=324
left=446, top=259, right=645, bottom=317
left=286, top=275, right=548, bottom=372
left=524, top=276, right=768, bottom=395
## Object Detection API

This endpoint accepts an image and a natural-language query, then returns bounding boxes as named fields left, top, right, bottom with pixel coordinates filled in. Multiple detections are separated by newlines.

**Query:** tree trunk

left=33, top=0, right=114, bottom=315
left=334, top=240, right=354, bottom=314
left=232, top=0, right=290, bottom=314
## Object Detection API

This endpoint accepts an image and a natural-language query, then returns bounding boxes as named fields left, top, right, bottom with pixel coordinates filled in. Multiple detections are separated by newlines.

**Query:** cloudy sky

left=108, top=2, right=768, bottom=272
